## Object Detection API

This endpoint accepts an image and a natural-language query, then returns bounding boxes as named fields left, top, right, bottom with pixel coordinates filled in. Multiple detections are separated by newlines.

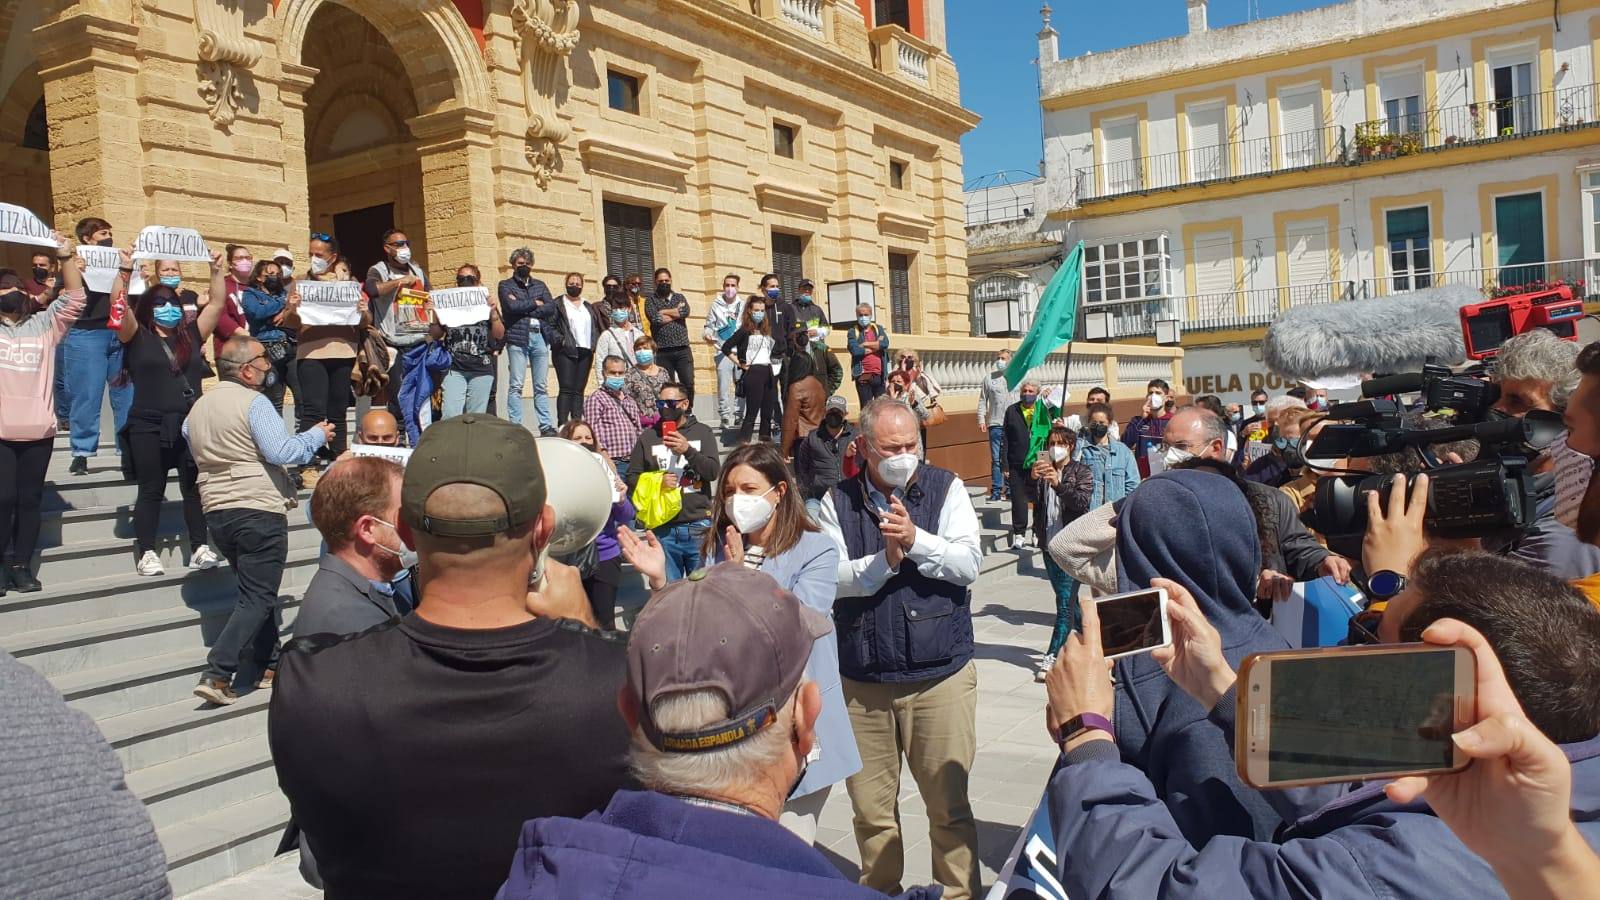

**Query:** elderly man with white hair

left=496, top=563, right=940, bottom=899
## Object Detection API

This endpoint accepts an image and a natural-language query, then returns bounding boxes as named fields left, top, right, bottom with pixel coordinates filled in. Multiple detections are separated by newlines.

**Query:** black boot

left=5, top=563, right=40, bottom=593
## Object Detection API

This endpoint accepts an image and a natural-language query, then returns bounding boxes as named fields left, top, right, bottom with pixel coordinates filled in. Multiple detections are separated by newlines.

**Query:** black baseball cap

left=401, top=415, right=546, bottom=537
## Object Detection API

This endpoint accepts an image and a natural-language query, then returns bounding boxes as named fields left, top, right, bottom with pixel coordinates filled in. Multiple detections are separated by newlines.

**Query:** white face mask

left=1162, top=445, right=1193, bottom=468
left=876, top=452, right=920, bottom=490
left=395, top=247, right=413, bottom=265
left=370, top=517, right=418, bottom=571
left=1551, top=435, right=1595, bottom=531
left=727, top=486, right=778, bottom=535
left=1049, top=445, right=1070, bottom=463
left=1148, top=392, right=1166, bottom=409
left=996, top=358, right=1009, bottom=372
left=309, top=255, right=331, bottom=276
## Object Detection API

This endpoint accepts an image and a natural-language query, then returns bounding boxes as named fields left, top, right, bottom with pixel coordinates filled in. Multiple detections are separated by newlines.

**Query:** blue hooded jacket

left=398, top=341, right=452, bottom=444
left=496, top=790, right=942, bottom=899
left=1113, top=469, right=1295, bottom=843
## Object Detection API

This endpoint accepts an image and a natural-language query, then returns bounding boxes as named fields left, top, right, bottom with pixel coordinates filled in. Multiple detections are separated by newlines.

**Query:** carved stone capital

left=193, top=0, right=264, bottom=128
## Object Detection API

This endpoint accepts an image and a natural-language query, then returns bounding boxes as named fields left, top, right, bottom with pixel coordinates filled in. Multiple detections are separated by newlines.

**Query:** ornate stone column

left=278, top=62, right=318, bottom=241
left=409, top=107, right=501, bottom=279
left=511, top=0, right=580, bottom=190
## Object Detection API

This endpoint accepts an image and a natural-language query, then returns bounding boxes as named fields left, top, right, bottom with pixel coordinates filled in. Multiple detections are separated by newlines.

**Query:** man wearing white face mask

left=296, top=457, right=414, bottom=638
left=703, top=273, right=745, bottom=429
left=814, top=397, right=983, bottom=900
left=1121, top=377, right=1175, bottom=478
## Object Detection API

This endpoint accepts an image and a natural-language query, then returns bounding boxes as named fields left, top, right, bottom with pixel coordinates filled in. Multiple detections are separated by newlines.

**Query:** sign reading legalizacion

left=132, top=226, right=212, bottom=263
left=349, top=444, right=413, bottom=466
left=77, top=246, right=147, bottom=295
left=296, top=281, right=364, bottom=327
left=430, top=286, right=490, bottom=328
left=0, top=203, right=56, bottom=248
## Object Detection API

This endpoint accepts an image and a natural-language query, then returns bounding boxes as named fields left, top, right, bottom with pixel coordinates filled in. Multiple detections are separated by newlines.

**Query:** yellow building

left=1, top=0, right=977, bottom=373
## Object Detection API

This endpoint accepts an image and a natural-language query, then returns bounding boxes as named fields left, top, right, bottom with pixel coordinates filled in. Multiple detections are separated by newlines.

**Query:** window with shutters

left=1083, top=236, right=1170, bottom=305
left=1277, top=87, right=1322, bottom=169
left=1100, top=116, right=1141, bottom=195
left=1190, top=232, right=1238, bottom=322
left=1379, top=69, right=1423, bottom=135
left=1494, top=192, right=1546, bottom=287
left=773, top=122, right=797, bottom=159
left=1186, top=102, right=1228, bottom=182
left=603, top=201, right=656, bottom=283
left=1385, top=206, right=1432, bottom=292
left=875, top=0, right=913, bottom=31
left=1489, top=49, right=1536, bottom=135
left=772, top=231, right=806, bottom=300
left=1284, top=222, right=1332, bottom=299
left=888, top=252, right=913, bottom=333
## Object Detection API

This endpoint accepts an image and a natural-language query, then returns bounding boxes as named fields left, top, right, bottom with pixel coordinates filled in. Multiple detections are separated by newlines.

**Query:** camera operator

left=1563, top=343, right=1600, bottom=555
left=1490, top=329, right=1580, bottom=417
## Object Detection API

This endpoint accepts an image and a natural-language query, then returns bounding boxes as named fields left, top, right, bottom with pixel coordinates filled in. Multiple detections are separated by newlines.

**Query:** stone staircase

left=0, top=419, right=1036, bottom=896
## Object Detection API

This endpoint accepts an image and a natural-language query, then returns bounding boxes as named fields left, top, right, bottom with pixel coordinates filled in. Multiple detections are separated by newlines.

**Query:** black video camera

left=1360, top=363, right=1500, bottom=423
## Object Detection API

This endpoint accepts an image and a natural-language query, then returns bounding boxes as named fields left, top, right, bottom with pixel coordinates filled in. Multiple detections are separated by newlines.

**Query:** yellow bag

left=631, top=470, right=683, bottom=530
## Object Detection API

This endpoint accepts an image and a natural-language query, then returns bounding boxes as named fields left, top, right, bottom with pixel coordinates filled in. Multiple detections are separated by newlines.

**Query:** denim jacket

left=1076, top=440, right=1140, bottom=509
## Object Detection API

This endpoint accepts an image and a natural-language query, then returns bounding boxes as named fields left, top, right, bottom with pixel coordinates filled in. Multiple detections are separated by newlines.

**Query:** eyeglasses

left=386, top=239, right=410, bottom=248
left=310, top=232, right=332, bottom=242
left=1156, top=439, right=1200, bottom=454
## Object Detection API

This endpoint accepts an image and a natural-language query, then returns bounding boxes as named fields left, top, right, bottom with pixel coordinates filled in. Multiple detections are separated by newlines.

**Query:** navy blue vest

left=828, top=464, right=973, bottom=684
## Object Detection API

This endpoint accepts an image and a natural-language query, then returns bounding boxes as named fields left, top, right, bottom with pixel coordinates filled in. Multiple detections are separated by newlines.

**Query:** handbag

left=631, top=470, right=683, bottom=530
left=262, top=337, right=292, bottom=364
left=921, top=402, right=948, bottom=428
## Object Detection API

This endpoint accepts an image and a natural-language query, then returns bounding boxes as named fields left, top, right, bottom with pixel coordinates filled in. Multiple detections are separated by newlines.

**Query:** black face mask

left=0, top=291, right=27, bottom=316
left=263, top=276, right=284, bottom=294
left=457, top=275, right=479, bottom=287
left=1088, top=423, right=1109, bottom=440
left=604, top=283, right=621, bottom=298
left=514, top=265, right=531, bottom=280
left=96, top=237, right=114, bottom=247
left=655, top=282, right=672, bottom=297
left=31, top=267, right=49, bottom=283
left=1281, top=446, right=1305, bottom=469
left=824, top=413, right=845, bottom=433
left=565, top=284, right=583, bottom=298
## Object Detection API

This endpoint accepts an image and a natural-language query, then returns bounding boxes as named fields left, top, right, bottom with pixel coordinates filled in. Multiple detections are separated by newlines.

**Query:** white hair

left=859, top=397, right=921, bottom=449
left=1494, top=329, right=1581, bottom=409
left=1264, top=395, right=1307, bottom=426
left=631, top=687, right=800, bottom=797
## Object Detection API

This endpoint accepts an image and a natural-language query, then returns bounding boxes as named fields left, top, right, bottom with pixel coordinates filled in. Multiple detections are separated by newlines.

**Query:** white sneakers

left=136, top=551, right=165, bottom=577
left=190, top=545, right=221, bottom=570
left=1034, top=653, right=1056, bottom=682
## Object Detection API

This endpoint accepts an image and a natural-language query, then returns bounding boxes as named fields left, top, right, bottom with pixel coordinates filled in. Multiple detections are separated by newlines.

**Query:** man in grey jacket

left=977, top=348, right=1015, bottom=502
left=297, top=456, right=411, bottom=638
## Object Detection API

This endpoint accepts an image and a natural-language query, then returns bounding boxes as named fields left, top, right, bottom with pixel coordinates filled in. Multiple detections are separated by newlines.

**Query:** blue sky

left=950, top=0, right=1335, bottom=185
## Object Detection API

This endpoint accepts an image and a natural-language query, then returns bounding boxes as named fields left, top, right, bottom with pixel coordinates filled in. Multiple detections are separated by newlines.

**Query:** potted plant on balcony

left=1397, top=132, right=1424, bottom=156
left=1354, top=122, right=1386, bottom=160
left=1444, top=134, right=1462, bottom=146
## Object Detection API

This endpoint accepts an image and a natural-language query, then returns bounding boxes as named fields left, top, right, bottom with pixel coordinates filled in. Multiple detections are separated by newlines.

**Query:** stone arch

left=279, top=0, right=492, bottom=116
left=0, top=64, right=51, bottom=268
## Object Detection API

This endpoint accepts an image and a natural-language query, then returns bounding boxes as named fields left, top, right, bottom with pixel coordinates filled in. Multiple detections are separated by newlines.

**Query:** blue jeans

left=1044, top=554, right=1081, bottom=656
left=441, top=370, right=494, bottom=417
left=715, top=354, right=744, bottom=424
left=654, top=519, right=710, bottom=582
left=63, top=328, right=132, bottom=457
left=987, top=425, right=1005, bottom=498
left=53, top=342, right=69, bottom=421
left=506, top=332, right=554, bottom=431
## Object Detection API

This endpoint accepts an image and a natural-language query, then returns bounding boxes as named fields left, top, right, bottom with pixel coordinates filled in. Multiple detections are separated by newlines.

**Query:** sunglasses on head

left=310, top=232, right=332, bottom=242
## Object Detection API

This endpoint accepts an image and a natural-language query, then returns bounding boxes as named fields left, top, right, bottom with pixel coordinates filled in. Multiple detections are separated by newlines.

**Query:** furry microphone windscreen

left=1260, top=284, right=1481, bottom=381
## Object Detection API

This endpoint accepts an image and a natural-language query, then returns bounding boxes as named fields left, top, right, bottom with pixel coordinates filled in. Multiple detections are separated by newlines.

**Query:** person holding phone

left=1121, top=378, right=1174, bottom=478
left=624, top=382, right=720, bottom=582
left=1030, top=427, right=1092, bottom=681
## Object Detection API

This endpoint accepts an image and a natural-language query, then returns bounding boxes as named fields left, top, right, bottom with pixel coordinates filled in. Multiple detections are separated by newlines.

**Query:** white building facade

left=970, top=0, right=1600, bottom=402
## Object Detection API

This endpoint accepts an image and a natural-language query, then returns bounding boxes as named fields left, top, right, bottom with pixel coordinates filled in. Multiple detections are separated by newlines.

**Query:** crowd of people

left=4, top=222, right=1600, bottom=900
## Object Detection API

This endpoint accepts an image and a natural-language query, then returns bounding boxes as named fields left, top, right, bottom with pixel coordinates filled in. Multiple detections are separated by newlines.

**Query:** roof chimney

left=1037, top=4, right=1059, bottom=64
left=1187, top=0, right=1208, bottom=34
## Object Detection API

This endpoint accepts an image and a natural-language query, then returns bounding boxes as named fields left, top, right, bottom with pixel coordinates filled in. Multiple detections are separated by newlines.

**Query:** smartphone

left=1237, top=644, right=1475, bottom=789
left=1092, top=588, right=1172, bottom=660
left=661, top=420, right=678, bottom=439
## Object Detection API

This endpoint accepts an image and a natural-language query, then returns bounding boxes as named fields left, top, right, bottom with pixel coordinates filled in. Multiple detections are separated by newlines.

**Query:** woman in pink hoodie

left=0, top=232, right=85, bottom=594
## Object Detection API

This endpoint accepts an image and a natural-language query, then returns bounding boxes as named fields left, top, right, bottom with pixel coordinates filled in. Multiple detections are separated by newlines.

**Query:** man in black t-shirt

left=270, top=416, right=633, bottom=900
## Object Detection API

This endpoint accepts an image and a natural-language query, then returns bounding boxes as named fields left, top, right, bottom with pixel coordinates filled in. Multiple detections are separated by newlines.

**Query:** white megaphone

left=534, top=436, right=616, bottom=556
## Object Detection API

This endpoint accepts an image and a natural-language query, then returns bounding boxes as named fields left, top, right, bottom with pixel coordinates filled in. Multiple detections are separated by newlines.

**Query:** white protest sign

left=430, top=286, right=490, bottom=328
left=77, top=245, right=147, bottom=295
left=132, top=226, right=212, bottom=263
left=349, top=444, right=413, bottom=466
left=0, top=203, right=57, bottom=248
left=296, top=280, right=363, bottom=327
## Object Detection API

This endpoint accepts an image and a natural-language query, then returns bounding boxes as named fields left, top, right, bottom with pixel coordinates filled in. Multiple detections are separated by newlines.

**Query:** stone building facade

left=1, top=0, right=977, bottom=367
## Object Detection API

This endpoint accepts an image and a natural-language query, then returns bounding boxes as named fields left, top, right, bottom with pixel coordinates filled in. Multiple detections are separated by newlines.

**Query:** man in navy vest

left=815, top=397, right=983, bottom=900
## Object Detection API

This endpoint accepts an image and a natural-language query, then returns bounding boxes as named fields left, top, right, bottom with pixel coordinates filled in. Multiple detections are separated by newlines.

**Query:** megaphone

left=534, top=436, right=616, bottom=555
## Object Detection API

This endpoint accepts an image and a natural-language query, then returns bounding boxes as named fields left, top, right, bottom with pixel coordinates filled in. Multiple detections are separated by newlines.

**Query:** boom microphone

left=1260, top=285, right=1482, bottom=382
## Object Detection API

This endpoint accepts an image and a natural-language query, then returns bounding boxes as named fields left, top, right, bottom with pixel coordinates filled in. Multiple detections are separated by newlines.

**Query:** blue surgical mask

left=605, top=375, right=626, bottom=391
left=160, top=276, right=182, bottom=289
left=765, top=288, right=781, bottom=299
left=751, top=311, right=766, bottom=323
left=799, top=294, right=813, bottom=304
left=1252, top=402, right=1266, bottom=415
left=612, top=309, right=630, bottom=323
left=635, top=350, right=655, bottom=365
left=858, top=316, right=871, bottom=327
left=153, top=305, right=183, bottom=328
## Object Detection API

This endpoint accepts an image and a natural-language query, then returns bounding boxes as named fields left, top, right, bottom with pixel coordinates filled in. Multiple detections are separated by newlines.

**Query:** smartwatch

left=1365, top=569, right=1408, bottom=601
left=1051, top=712, right=1114, bottom=746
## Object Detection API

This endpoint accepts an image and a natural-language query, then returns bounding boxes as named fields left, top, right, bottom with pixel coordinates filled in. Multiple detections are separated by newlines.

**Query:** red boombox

left=1459, top=285, right=1584, bottom=360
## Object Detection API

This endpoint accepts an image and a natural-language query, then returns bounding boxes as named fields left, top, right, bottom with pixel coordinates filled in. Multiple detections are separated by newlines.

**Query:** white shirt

left=746, top=333, right=774, bottom=367
left=816, top=473, right=983, bottom=598
left=563, top=296, right=594, bottom=349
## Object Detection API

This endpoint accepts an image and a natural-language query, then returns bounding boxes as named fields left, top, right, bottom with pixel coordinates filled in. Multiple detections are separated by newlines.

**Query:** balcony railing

left=779, top=0, right=825, bottom=35
left=1084, top=258, right=1599, bottom=339
left=1071, top=83, right=1600, bottom=205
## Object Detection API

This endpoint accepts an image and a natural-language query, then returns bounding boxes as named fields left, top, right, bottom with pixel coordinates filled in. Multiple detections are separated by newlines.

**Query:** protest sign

left=132, top=226, right=212, bottom=262
left=296, top=280, right=363, bottom=327
left=1271, top=576, right=1365, bottom=648
left=395, top=287, right=432, bottom=334
left=349, top=444, right=413, bottom=466
left=1243, top=440, right=1272, bottom=466
left=431, top=286, right=490, bottom=328
left=77, top=245, right=146, bottom=295
left=0, top=203, right=56, bottom=248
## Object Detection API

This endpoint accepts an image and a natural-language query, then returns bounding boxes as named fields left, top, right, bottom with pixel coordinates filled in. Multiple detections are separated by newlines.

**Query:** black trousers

left=855, top=373, right=886, bottom=410
left=384, top=345, right=411, bottom=422
left=656, top=344, right=695, bottom=402
left=738, top=365, right=778, bottom=443
left=260, top=343, right=300, bottom=416
left=129, top=430, right=206, bottom=554
left=296, top=357, right=355, bottom=459
left=0, top=437, right=51, bottom=563
left=584, top=555, right=623, bottom=632
left=203, top=509, right=288, bottom=683
left=554, top=349, right=593, bottom=425
left=1006, top=465, right=1033, bottom=536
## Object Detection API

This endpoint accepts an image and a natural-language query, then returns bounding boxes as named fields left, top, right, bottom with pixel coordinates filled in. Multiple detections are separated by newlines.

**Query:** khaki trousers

left=843, top=661, right=980, bottom=900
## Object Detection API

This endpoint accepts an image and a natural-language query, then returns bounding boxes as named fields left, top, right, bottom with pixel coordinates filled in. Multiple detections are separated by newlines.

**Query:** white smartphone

left=1092, top=588, right=1172, bottom=660
left=1236, top=644, right=1476, bottom=789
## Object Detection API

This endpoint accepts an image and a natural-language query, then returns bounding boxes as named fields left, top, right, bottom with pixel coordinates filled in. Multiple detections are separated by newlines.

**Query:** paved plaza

left=188, top=561, right=1064, bottom=897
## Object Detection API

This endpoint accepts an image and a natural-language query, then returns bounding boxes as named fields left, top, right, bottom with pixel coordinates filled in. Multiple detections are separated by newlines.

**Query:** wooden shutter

left=1187, top=104, right=1227, bottom=180
left=1191, top=232, right=1236, bottom=321
left=772, top=232, right=805, bottom=300
left=1102, top=118, right=1139, bottom=193
left=1278, top=89, right=1320, bottom=166
left=603, top=201, right=655, bottom=282
left=888, top=252, right=912, bottom=334
left=1285, top=222, right=1330, bottom=285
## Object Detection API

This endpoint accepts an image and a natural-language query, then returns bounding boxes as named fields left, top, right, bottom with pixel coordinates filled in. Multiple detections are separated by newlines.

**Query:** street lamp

left=827, top=279, right=877, bottom=328
left=1084, top=310, right=1112, bottom=341
left=1155, top=318, right=1182, bottom=346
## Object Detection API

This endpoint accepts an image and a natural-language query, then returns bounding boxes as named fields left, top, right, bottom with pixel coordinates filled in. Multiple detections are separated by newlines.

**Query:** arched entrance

left=0, top=0, right=52, bottom=270
left=280, top=0, right=498, bottom=280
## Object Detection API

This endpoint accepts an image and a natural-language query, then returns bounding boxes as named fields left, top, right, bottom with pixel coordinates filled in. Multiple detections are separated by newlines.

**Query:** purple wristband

left=1052, top=712, right=1115, bottom=745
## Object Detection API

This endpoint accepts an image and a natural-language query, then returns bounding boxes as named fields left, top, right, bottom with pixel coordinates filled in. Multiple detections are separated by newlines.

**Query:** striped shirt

left=583, top=387, right=644, bottom=460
